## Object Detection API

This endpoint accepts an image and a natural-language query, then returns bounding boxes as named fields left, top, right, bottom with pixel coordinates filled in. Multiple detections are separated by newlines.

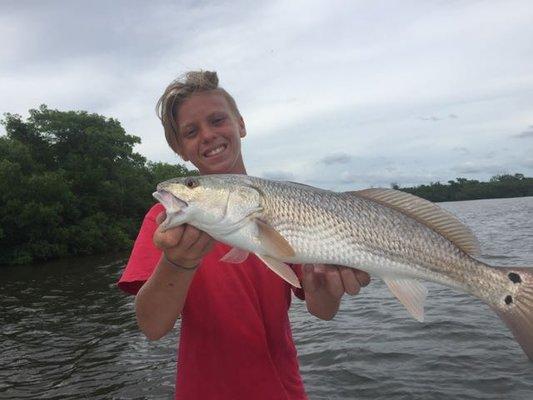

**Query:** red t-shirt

left=118, top=204, right=308, bottom=400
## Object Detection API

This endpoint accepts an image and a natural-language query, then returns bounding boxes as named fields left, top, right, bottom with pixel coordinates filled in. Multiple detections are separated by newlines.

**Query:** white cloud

left=514, top=127, right=533, bottom=139
left=261, top=170, right=296, bottom=181
left=1, top=0, right=533, bottom=190
left=320, top=153, right=353, bottom=165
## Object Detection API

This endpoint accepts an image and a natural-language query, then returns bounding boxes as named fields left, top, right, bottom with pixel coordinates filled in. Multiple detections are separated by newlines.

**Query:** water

left=1, top=197, right=532, bottom=399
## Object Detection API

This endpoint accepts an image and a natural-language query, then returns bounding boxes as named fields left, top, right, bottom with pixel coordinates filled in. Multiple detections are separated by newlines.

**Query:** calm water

left=1, top=197, right=532, bottom=399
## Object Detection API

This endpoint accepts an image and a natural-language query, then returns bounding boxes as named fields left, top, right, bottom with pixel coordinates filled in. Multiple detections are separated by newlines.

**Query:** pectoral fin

left=256, top=220, right=295, bottom=259
left=256, top=254, right=301, bottom=288
left=220, top=247, right=250, bottom=264
left=384, top=278, right=428, bottom=322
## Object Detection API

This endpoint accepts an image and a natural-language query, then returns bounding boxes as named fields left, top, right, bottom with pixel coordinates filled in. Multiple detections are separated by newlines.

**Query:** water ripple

left=1, top=198, right=533, bottom=399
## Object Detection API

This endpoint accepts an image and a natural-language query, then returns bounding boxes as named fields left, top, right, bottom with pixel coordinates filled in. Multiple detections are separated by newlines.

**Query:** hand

left=302, top=264, right=370, bottom=320
left=153, top=211, right=215, bottom=269
left=303, top=264, right=370, bottom=298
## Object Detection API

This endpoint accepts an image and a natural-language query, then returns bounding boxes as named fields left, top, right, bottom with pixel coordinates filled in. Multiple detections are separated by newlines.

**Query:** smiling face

left=177, top=91, right=247, bottom=175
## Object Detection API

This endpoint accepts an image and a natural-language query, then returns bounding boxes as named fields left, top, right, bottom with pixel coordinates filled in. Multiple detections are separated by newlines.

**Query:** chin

left=200, top=162, right=230, bottom=175
left=202, top=157, right=240, bottom=174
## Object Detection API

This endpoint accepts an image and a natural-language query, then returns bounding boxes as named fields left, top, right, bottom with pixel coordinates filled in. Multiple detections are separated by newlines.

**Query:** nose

left=199, top=123, right=217, bottom=143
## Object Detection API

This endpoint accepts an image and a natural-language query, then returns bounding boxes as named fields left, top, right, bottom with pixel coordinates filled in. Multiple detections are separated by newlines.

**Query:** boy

left=118, top=71, right=370, bottom=399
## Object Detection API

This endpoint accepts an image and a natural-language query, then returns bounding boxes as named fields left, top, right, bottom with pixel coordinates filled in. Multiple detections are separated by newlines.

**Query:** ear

left=238, top=117, right=246, bottom=138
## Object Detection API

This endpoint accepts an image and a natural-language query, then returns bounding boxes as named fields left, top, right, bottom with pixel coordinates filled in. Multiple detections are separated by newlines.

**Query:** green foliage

left=147, top=161, right=198, bottom=184
left=396, top=173, right=533, bottom=202
left=0, top=105, right=195, bottom=265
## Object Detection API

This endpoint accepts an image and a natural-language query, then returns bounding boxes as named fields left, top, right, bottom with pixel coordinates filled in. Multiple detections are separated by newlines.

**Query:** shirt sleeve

left=117, top=203, right=165, bottom=295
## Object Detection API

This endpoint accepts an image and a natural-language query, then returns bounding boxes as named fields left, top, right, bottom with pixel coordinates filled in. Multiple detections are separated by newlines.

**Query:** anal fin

left=384, top=278, right=428, bottom=322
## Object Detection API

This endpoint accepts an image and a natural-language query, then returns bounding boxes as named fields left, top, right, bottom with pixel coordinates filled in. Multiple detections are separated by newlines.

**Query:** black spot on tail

left=509, top=272, right=522, bottom=284
left=505, top=295, right=513, bottom=305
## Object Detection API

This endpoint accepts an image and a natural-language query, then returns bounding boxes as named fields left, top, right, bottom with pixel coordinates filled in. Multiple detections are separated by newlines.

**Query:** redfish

left=154, top=174, right=533, bottom=359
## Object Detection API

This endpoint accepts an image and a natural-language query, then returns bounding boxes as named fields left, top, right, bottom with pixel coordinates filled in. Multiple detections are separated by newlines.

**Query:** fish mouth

left=152, top=190, right=188, bottom=230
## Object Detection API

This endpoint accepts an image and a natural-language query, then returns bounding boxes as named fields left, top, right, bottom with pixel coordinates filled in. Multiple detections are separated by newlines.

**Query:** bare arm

left=302, top=265, right=370, bottom=320
left=135, top=212, right=214, bottom=340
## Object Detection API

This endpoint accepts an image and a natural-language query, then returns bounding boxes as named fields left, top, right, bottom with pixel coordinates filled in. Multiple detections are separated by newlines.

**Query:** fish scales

left=255, top=177, right=491, bottom=295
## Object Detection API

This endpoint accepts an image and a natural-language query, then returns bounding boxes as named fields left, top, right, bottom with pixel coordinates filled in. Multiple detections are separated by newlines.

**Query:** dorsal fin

left=349, top=188, right=481, bottom=256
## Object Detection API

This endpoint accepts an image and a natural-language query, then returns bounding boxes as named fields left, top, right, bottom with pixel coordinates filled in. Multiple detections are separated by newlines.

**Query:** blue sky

left=1, top=0, right=532, bottom=190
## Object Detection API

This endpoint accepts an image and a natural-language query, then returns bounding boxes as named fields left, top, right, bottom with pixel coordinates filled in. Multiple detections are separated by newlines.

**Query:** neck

left=230, top=155, right=247, bottom=175
left=200, top=157, right=247, bottom=175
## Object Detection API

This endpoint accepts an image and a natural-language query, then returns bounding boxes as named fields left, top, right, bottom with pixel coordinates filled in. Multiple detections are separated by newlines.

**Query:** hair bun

left=185, top=70, right=218, bottom=89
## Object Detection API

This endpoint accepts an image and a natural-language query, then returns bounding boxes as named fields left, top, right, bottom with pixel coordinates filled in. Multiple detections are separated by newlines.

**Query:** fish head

left=153, top=174, right=261, bottom=234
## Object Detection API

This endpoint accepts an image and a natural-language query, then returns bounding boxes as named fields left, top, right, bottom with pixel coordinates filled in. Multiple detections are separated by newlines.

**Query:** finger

left=339, top=267, right=360, bottom=296
left=153, top=224, right=185, bottom=249
left=178, top=225, right=202, bottom=249
left=324, top=266, right=345, bottom=298
left=163, top=236, right=209, bottom=269
left=314, top=264, right=327, bottom=274
left=354, top=269, right=371, bottom=287
left=301, top=264, right=319, bottom=293
left=189, top=232, right=214, bottom=255
left=200, top=236, right=215, bottom=254
left=155, top=211, right=166, bottom=226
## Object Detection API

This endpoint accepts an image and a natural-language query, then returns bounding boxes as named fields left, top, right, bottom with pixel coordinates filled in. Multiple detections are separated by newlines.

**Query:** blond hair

left=156, top=71, right=241, bottom=158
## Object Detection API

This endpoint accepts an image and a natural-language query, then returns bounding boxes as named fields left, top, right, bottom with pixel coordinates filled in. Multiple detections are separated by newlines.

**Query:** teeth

left=206, top=145, right=225, bottom=157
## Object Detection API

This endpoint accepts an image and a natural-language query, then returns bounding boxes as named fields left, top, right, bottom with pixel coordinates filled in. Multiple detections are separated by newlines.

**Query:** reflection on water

left=1, top=197, right=532, bottom=399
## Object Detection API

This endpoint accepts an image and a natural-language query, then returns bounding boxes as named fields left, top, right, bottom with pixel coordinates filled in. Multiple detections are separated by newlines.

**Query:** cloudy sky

left=1, top=0, right=532, bottom=190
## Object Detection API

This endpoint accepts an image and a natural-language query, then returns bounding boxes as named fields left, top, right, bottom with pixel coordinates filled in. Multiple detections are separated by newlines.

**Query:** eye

left=185, top=178, right=199, bottom=188
left=211, top=115, right=226, bottom=126
left=184, top=128, right=197, bottom=138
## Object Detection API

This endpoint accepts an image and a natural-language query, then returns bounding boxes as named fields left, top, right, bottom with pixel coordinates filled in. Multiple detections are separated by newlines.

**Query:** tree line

left=393, top=174, right=533, bottom=202
left=0, top=105, right=195, bottom=265
left=2, top=106, right=531, bottom=265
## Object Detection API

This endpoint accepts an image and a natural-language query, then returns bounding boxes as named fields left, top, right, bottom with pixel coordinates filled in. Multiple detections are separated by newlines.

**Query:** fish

left=153, top=174, right=533, bottom=360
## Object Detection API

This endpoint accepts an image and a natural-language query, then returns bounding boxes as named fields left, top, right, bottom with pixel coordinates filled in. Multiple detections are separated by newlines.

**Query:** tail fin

left=492, top=267, right=533, bottom=360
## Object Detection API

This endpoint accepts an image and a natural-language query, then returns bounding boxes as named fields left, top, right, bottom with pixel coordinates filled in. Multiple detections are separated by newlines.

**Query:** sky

left=1, top=0, right=532, bottom=191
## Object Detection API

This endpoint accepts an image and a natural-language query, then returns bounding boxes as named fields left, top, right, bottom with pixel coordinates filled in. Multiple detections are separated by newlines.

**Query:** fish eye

left=185, top=178, right=199, bottom=188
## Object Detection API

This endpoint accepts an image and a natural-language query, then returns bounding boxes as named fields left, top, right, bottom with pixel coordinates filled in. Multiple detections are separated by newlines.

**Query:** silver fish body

left=252, top=179, right=489, bottom=295
left=155, top=174, right=533, bottom=359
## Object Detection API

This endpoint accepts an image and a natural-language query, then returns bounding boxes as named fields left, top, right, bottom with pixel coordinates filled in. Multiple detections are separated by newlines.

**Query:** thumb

left=156, top=211, right=166, bottom=226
